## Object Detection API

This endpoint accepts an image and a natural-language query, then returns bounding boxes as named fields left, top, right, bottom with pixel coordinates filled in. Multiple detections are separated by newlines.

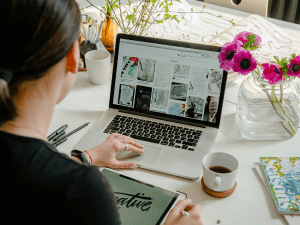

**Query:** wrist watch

left=71, top=150, right=90, bottom=164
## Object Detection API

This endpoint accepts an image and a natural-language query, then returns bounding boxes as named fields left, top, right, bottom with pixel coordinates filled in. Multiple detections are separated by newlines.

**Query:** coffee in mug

left=209, top=166, right=232, bottom=174
left=202, top=152, right=239, bottom=193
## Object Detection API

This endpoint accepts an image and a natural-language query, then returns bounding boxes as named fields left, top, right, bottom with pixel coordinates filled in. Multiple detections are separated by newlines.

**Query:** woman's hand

left=85, top=133, right=144, bottom=168
left=164, top=199, right=203, bottom=225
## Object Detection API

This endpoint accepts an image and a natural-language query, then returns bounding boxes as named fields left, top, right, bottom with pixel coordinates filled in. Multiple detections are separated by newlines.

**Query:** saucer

left=201, top=177, right=237, bottom=198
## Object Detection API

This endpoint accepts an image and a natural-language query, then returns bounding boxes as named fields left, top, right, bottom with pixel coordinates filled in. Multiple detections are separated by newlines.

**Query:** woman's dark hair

left=0, top=0, right=81, bottom=125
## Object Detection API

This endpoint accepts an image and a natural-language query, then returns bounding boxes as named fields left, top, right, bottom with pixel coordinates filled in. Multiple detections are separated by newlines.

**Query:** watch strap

left=71, top=150, right=90, bottom=164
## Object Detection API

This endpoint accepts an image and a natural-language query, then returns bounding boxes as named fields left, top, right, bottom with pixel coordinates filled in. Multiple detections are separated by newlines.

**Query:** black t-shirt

left=1, top=130, right=121, bottom=225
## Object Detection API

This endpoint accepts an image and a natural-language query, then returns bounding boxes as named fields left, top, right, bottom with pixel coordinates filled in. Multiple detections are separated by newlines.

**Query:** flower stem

left=262, top=86, right=296, bottom=136
left=280, top=84, right=283, bottom=104
left=270, top=85, right=296, bottom=135
left=280, top=121, right=293, bottom=137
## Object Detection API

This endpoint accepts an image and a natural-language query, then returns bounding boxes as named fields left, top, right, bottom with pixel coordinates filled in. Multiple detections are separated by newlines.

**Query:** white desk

left=49, top=1, right=300, bottom=224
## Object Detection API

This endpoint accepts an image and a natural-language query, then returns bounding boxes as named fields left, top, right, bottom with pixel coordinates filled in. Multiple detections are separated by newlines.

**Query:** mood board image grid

left=117, top=55, right=223, bottom=123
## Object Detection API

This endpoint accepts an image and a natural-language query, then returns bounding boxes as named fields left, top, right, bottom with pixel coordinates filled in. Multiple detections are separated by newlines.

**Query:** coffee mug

left=85, top=50, right=111, bottom=85
left=202, top=152, right=239, bottom=192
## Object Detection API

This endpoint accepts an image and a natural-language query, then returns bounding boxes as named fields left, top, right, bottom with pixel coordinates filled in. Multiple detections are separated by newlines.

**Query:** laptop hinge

left=118, top=109, right=207, bottom=128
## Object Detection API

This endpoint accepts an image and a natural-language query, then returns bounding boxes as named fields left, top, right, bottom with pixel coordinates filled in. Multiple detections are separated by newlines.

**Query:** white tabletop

left=49, top=1, right=300, bottom=224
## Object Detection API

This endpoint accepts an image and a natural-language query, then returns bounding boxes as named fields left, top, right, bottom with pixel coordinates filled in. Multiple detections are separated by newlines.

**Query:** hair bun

left=0, top=68, right=13, bottom=83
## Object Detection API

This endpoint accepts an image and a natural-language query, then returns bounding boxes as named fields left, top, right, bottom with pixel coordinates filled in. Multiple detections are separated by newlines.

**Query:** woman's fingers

left=111, top=160, right=138, bottom=169
left=120, top=143, right=144, bottom=153
left=123, top=136, right=144, bottom=148
left=112, top=133, right=144, bottom=152
left=170, top=199, right=193, bottom=215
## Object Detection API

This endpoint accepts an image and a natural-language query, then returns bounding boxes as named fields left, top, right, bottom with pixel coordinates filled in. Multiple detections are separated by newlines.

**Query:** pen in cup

left=81, top=23, right=87, bottom=40
left=87, top=25, right=92, bottom=43
left=92, top=20, right=98, bottom=43
left=96, top=20, right=103, bottom=42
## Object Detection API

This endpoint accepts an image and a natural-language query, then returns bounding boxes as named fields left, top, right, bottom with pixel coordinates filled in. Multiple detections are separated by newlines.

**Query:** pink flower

left=253, top=35, right=262, bottom=46
left=218, top=40, right=243, bottom=71
left=232, top=50, right=257, bottom=75
left=261, top=63, right=284, bottom=84
left=234, top=31, right=262, bottom=46
left=287, top=55, right=300, bottom=77
left=233, top=31, right=249, bottom=45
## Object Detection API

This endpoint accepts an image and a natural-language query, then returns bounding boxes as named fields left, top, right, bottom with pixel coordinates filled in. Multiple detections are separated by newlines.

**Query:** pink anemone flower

left=234, top=31, right=262, bottom=46
left=218, top=40, right=243, bottom=72
left=232, top=50, right=257, bottom=75
left=287, top=55, right=300, bottom=77
left=261, top=63, right=284, bottom=85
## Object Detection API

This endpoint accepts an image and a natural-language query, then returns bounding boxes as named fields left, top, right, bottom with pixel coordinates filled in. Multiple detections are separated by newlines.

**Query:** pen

left=53, top=138, right=67, bottom=147
left=50, top=130, right=66, bottom=143
left=47, top=124, right=68, bottom=141
left=87, top=25, right=91, bottom=43
left=96, top=20, right=103, bottom=42
left=81, top=23, right=87, bottom=40
left=180, top=210, right=189, bottom=217
left=92, top=20, right=98, bottom=43
left=52, top=122, right=90, bottom=144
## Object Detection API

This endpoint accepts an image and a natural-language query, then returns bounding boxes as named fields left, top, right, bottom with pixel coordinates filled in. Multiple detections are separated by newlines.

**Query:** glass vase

left=102, top=18, right=119, bottom=53
left=236, top=72, right=300, bottom=140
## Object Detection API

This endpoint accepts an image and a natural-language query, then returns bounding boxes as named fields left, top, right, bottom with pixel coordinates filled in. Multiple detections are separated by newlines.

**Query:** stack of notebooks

left=254, top=157, right=300, bottom=225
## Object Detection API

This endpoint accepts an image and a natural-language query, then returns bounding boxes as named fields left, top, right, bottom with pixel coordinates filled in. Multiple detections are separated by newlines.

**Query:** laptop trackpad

left=116, top=145, right=162, bottom=164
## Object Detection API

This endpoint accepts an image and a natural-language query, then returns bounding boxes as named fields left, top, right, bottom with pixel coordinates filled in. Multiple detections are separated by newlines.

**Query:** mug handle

left=214, top=176, right=221, bottom=191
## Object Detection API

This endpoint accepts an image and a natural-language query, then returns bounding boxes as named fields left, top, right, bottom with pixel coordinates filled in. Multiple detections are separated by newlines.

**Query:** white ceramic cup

left=85, top=50, right=111, bottom=85
left=203, top=152, right=239, bottom=192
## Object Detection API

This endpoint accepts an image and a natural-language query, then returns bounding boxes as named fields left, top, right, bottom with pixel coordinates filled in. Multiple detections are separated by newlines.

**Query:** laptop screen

left=110, top=34, right=227, bottom=128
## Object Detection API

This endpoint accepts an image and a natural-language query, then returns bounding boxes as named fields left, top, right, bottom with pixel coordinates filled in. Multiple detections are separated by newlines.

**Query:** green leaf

left=165, top=13, right=171, bottom=19
left=173, top=15, right=179, bottom=23
left=274, top=56, right=280, bottom=63
left=165, top=5, right=169, bottom=12
left=191, top=8, right=193, bottom=12
left=204, top=3, right=206, bottom=8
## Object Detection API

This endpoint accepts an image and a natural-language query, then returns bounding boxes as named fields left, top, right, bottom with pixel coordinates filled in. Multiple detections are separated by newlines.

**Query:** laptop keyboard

left=103, top=115, right=202, bottom=151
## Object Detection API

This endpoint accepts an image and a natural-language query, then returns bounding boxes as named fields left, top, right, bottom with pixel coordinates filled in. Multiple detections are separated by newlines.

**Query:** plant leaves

left=165, top=5, right=169, bottom=12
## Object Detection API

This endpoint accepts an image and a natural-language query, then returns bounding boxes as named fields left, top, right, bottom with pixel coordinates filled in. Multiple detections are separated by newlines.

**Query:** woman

left=0, top=0, right=203, bottom=224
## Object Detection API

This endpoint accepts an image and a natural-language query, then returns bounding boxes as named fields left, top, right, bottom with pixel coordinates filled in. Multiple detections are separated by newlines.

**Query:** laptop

left=73, top=34, right=227, bottom=180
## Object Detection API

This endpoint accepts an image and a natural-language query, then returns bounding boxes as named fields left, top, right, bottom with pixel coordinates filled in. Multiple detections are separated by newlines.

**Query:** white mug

left=202, top=152, right=239, bottom=192
left=85, top=50, right=111, bottom=85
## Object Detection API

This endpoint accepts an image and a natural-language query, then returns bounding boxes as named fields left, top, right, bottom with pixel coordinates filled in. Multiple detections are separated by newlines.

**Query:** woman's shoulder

left=1, top=130, right=102, bottom=186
